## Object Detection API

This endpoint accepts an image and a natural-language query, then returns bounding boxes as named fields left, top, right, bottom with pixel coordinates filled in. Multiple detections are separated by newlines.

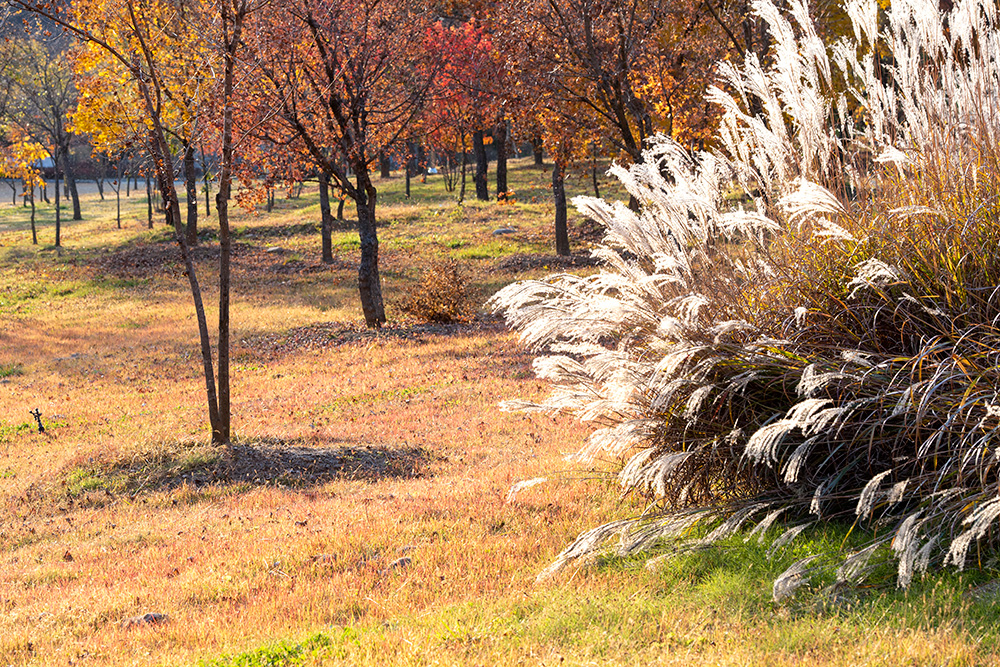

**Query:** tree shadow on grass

left=58, top=437, right=431, bottom=506
left=235, top=318, right=507, bottom=361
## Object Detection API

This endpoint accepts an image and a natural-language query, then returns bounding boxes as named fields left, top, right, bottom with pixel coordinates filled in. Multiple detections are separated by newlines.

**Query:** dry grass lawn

left=0, top=162, right=997, bottom=666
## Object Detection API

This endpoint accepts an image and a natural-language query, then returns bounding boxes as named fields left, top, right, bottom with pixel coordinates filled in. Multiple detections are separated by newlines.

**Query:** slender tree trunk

left=319, top=170, right=334, bottom=263
left=61, top=151, right=82, bottom=221
left=379, top=151, right=391, bottom=178
left=184, top=143, right=199, bottom=246
left=41, top=181, right=49, bottom=203
left=405, top=140, right=417, bottom=195
left=459, top=133, right=468, bottom=204
left=146, top=175, right=153, bottom=228
left=495, top=118, right=508, bottom=199
left=337, top=193, right=345, bottom=220
left=417, top=143, right=427, bottom=182
left=591, top=146, right=601, bottom=198
left=10, top=178, right=16, bottom=205
left=532, top=135, right=544, bottom=166
left=54, top=170, right=61, bottom=248
left=473, top=130, right=488, bottom=201
left=29, top=188, right=36, bottom=245
left=214, top=16, right=241, bottom=445
left=126, top=170, right=130, bottom=197
left=353, top=162, right=385, bottom=328
left=95, top=176, right=105, bottom=200
left=202, top=147, right=211, bottom=216
left=553, top=158, right=570, bottom=256
left=136, top=102, right=221, bottom=444
left=444, top=152, right=455, bottom=192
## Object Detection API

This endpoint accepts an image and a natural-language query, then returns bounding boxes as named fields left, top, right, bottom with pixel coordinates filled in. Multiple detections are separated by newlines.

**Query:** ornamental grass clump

left=492, top=0, right=1000, bottom=592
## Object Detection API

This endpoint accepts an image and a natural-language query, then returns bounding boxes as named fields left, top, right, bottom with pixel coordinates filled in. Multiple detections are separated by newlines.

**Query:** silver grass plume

left=492, top=0, right=1000, bottom=589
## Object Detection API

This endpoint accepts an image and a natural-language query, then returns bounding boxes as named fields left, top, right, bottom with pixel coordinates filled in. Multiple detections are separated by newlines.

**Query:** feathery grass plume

left=491, top=0, right=1000, bottom=588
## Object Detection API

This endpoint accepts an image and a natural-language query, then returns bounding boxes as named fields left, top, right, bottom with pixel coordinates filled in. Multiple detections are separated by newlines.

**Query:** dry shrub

left=398, top=258, right=475, bottom=323
left=493, top=0, right=1000, bottom=592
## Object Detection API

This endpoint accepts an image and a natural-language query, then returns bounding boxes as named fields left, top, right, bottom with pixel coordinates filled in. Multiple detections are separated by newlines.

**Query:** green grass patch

left=0, top=421, right=32, bottom=443
left=319, top=386, right=432, bottom=416
left=0, top=363, right=24, bottom=378
left=61, top=441, right=224, bottom=499
left=203, top=525, right=1000, bottom=666
left=452, top=238, right=535, bottom=260
left=203, top=632, right=346, bottom=666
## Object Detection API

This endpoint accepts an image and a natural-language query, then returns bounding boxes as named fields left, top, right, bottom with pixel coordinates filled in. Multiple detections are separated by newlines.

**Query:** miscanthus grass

left=492, top=0, right=1000, bottom=595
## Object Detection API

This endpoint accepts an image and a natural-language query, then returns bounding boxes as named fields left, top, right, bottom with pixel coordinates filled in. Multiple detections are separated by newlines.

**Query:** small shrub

left=398, top=259, right=475, bottom=323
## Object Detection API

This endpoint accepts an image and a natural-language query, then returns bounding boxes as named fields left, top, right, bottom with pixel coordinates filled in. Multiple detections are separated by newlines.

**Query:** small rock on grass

left=310, top=553, right=337, bottom=564
left=123, top=612, right=168, bottom=629
left=379, top=556, right=412, bottom=577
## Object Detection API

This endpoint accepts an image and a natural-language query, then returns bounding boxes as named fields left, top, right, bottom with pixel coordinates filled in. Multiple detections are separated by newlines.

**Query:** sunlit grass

left=1, top=157, right=997, bottom=666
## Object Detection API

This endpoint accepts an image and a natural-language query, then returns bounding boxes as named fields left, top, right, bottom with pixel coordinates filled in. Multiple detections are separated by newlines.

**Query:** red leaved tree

left=247, top=0, right=438, bottom=328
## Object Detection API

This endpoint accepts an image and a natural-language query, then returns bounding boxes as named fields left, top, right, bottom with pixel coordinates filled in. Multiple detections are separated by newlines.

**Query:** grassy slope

left=0, top=161, right=997, bottom=666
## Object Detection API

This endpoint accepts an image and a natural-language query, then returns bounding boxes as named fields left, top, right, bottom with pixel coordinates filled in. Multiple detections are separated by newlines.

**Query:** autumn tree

left=0, top=127, right=47, bottom=243
left=71, top=1, right=216, bottom=245
left=1, top=32, right=83, bottom=237
left=13, top=0, right=254, bottom=444
left=247, top=0, right=437, bottom=328
left=494, top=0, right=727, bottom=166
left=422, top=20, right=496, bottom=202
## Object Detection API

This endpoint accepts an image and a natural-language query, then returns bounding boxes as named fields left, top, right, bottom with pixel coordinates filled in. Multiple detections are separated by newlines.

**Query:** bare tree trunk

left=202, top=146, right=211, bottom=216
left=379, top=151, right=391, bottom=178
left=417, top=143, right=427, bottom=182
left=146, top=174, right=153, bottom=228
left=553, top=158, right=570, bottom=256
left=353, top=162, right=385, bottom=328
left=184, top=143, right=199, bottom=246
left=61, top=150, right=82, bottom=220
left=532, top=135, right=544, bottom=166
left=591, top=145, right=601, bottom=198
left=29, top=188, right=36, bottom=244
left=459, top=133, right=468, bottom=204
left=131, top=85, right=221, bottom=442
left=319, top=170, right=334, bottom=263
left=495, top=118, right=508, bottom=200
left=214, top=1, right=245, bottom=445
left=473, top=130, right=488, bottom=201
left=54, top=169, right=61, bottom=248
left=337, top=194, right=345, bottom=220
left=113, top=157, right=122, bottom=229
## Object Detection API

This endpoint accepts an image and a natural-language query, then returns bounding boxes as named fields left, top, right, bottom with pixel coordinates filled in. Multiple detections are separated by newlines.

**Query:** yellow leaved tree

left=0, top=125, right=48, bottom=244
left=13, top=0, right=256, bottom=445
left=70, top=0, right=216, bottom=244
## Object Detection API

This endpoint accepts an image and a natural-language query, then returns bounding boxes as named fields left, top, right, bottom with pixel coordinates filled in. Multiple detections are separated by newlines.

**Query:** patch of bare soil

left=47, top=438, right=433, bottom=509
left=91, top=240, right=351, bottom=280
left=236, top=319, right=505, bottom=360
left=493, top=252, right=600, bottom=273
left=200, top=440, right=430, bottom=486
